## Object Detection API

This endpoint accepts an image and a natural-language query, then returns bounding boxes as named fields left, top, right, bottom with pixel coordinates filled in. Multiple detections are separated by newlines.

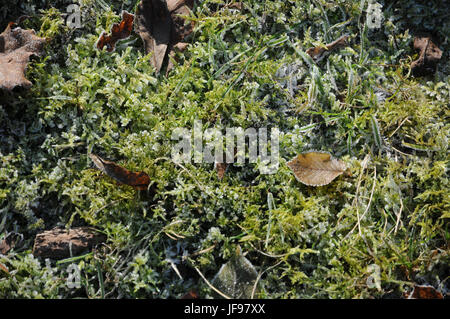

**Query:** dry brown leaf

left=226, top=3, right=243, bottom=10
left=96, top=10, right=135, bottom=52
left=215, top=162, right=228, bottom=180
left=0, top=22, right=47, bottom=90
left=168, top=0, right=195, bottom=45
left=287, top=151, right=347, bottom=186
left=0, top=236, right=13, bottom=255
left=0, top=263, right=9, bottom=275
left=406, top=284, right=444, bottom=299
left=306, top=35, right=349, bottom=62
left=89, top=153, right=150, bottom=190
left=135, top=0, right=171, bottom=72
left=180, top=289, right=199, bottom=299
left=0, top=233, right=22, bottom=255
left=411, top=34, right=442, bottom=76
left=135, top=0, right=195, bottom=73
left=214, top=147, right=238, bottom=180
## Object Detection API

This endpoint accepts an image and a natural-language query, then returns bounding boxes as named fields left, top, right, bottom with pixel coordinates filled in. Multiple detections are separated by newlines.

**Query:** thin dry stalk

left=193, top=266, right=231, bottom=299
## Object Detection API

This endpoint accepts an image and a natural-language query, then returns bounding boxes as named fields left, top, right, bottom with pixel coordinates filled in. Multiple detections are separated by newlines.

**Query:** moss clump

left=0, top=0, right=448, bottom=298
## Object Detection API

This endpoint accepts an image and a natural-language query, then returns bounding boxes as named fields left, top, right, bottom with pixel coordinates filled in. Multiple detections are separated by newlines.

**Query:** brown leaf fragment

left=180, top=289, right=199, bottom=299
left=0, top=233, right=22, bottom=255
left=89, top=153, right=150, bottom=190
left=168, top=0, right=195, bottom=45
left=0, top=237, right=12, bottom=255
left=0, top=23, right=47, bottom=90
left=135, top=0, right=172, bottom=72
left=166, top=0, right=195, bottom=74
left=167, top=0, right=194, bottom=12
left=306, top=34, right=349, bottom=62
left=407, top=284, right=444, bottom=299
left=411, top=34, right=442, bottom=76
left=226, top=3, right=243, bottom=10
left=173, top=42, right=189, bottom=52
left=166, top=42, right=190, bottom=75
left=32, top=227, right=106, bottom=260
left=214, top=147, right=238, bottom=180
left=96, top=10, right=134, bottom=52
left=0, top=263, right=9, bottom=275
left=287, top=151, right=347, bottom=186
left=135, top=0, right=195, bottom=73
left=215, top=162, right=228, bottom=180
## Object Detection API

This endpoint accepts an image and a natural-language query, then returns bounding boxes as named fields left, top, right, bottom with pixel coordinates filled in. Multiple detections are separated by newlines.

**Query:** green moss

left=0, top=0, right=448, bottom=298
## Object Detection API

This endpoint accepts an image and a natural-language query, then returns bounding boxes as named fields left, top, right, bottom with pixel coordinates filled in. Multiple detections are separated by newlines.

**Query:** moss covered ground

left=0, top=0, right=448, bottom=298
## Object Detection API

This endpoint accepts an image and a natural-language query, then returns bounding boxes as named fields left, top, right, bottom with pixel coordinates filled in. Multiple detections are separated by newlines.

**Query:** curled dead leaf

left=411, top=34, right=442, bottom=76
left=0, top=23, right=47, bottom=90
left=287, top=151, right=347, bottom=186
left=89, top=153, right=150, bottom=190
left=96, top=10, right=135, bottom=52
left=135, top=0, right=195, bottom=73
left=306, top=34, right=349, bottom=62
left=135, top=0, right=172, bottom=72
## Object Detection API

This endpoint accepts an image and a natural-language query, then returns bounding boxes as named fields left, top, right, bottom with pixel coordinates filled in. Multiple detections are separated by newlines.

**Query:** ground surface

left=0, top=0, right=448, bottom=298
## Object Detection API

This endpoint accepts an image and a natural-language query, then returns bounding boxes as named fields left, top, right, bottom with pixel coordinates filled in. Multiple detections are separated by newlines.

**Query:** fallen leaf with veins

left=89, top=153, right=150, bottom=190
left=212, top=246, right=259, bottom=299
left=306, top=34, right=349, bottom=62
left=96, top=10, right=135, bottom=52
left=135, top=0, right=195, bottom=73
left=411, top=34, right=442, bottom=76
left=0, top=22, right=47, bottom=90
left=287, top=151, right=347, bottom=186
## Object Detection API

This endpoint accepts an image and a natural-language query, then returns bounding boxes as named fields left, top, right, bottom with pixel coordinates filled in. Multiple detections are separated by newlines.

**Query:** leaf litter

left=89, top=153, right=151, bottom=190
left=96, top=10, right=135, bottom=52
left=135, top=0, right=195, bottom=73
left=287, top=151, right=347, bottom=186
left=411, top=34, right=443, bottom=76
left=0, top=22, right=47, bottom=90
left=212, top=246, right=259, bottom=299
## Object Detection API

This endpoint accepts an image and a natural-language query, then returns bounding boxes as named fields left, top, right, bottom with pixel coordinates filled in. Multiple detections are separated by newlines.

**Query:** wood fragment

left=306, top=35, right=349, bottom=62
left=32, top=227, right=106, bottom=260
